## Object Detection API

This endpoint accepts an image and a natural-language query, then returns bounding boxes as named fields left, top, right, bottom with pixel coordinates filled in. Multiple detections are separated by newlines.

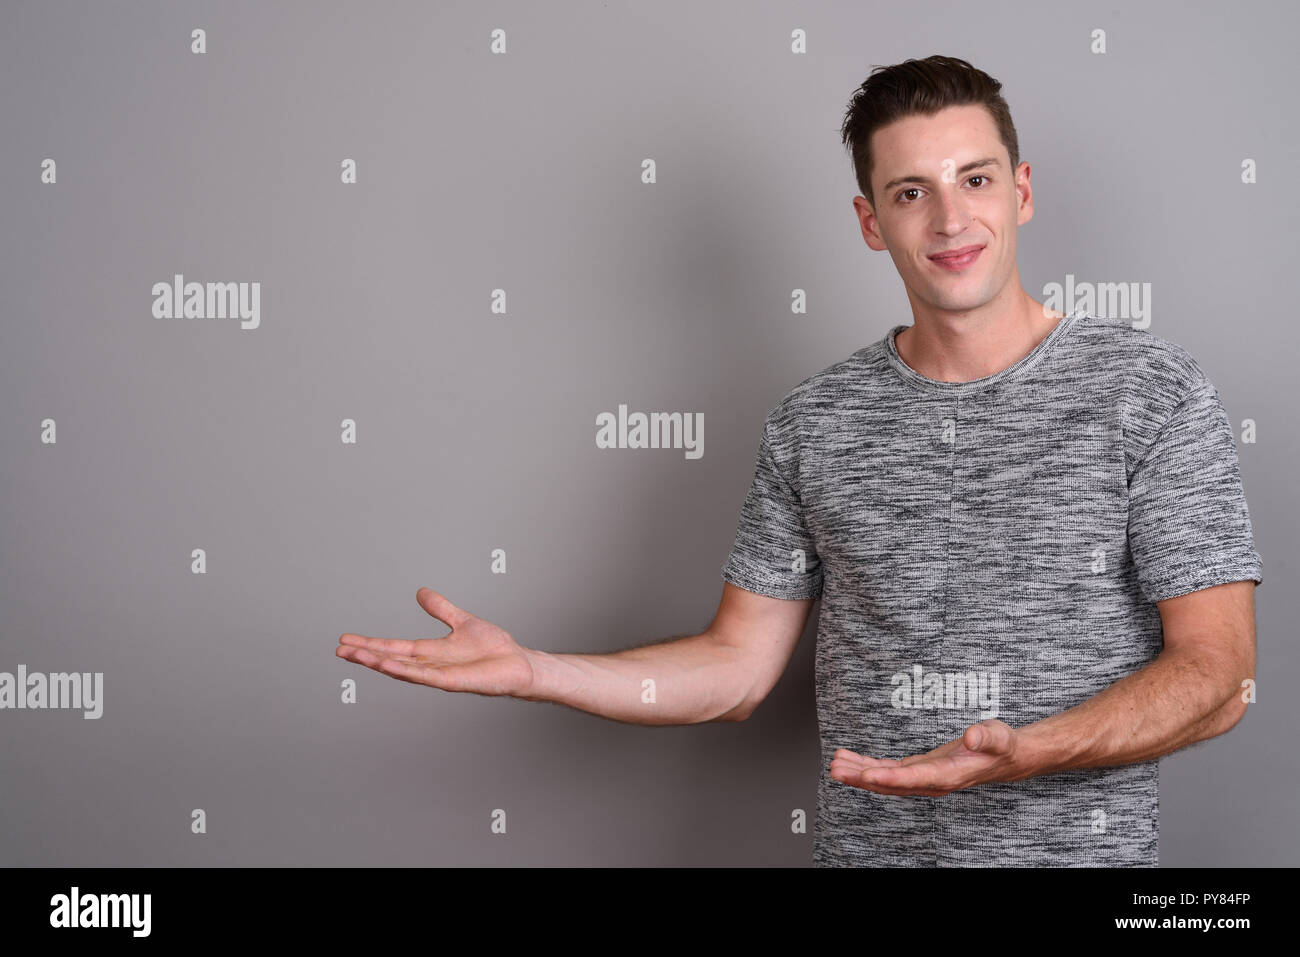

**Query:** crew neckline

left=883, top=308, right=1087, bottom=395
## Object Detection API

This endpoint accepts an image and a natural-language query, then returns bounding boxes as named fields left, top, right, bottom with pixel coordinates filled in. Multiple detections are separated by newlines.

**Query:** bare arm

left=1009, top=579, right=1256, bottom=778
left=336, top=583, right=816, bottom=726
left=521, top=633, right=750, bottom=725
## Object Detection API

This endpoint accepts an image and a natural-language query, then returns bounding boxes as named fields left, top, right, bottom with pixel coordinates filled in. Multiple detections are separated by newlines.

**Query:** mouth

left=927, top=244, right=986, bottom=271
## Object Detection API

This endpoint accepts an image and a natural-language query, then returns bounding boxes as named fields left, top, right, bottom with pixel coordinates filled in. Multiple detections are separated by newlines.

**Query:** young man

left=336, top=55, right=1263, bottom=867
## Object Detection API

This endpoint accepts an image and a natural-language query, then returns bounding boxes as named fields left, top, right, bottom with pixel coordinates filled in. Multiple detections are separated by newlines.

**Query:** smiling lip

left=928, top=244, right=985, bottom=271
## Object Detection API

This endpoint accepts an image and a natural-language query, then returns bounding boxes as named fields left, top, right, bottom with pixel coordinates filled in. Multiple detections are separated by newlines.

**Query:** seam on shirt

left=761, top=417, right=811, bottom=518
left=930, top=393, right=961, bottom=864
left=938, top=394, right=959, bottom=652
left=1140, top=560, right=1263, bottom=603
left=1128, top=380, right=1214, bottom=478
left=722, top=417, right=822, bottom=599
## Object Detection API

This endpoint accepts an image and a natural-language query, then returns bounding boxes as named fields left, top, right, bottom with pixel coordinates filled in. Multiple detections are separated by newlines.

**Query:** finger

left=335, top=646, right=425, bottom=668
left=830, top=755, right=947, bottom=795
left=416, top=587, right=471, bottom=630
left=850, top=778, right=949, bottom=797
left=338, top=632, right=417, bottom=656
left=849, top=767, right=949, bottom=797
left=857, top=762, right=951, bottom=795
left=829, top=759, right=862, bottom=780
left=830, top=754, right=902, bottom=775
left=832, top=748, right=904, bottom=766
left=829, top=755, right=903, bottom=786
left=335, top=648, right=455, bottom=689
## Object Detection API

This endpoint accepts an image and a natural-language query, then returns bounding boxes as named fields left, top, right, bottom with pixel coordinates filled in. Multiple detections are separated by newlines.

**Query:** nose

left=930, top=185, right=970, bottom=235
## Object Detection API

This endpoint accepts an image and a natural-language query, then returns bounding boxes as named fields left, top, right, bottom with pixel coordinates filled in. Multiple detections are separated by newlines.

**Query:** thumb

left=966, top=720, right=1009, bottom=753
left=416, top=587, right=470, bottom=629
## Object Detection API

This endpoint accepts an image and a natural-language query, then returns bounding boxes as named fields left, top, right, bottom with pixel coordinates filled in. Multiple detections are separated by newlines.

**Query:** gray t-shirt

left=721, top=309, right=1263, bottom=866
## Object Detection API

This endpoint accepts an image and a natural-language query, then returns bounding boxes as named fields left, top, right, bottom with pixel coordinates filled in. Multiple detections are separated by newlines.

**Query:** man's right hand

left=336, top=587, right=535, bottom=698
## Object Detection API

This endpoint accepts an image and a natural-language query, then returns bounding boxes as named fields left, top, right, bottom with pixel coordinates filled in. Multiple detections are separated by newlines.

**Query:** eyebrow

left=881, top=157, right=1002, bottom=194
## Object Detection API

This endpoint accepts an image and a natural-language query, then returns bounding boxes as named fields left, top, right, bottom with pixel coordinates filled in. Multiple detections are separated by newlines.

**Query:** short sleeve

left=721, top=418, right=824, bottom=600
left=1127, top=381, right=1263, bottom=602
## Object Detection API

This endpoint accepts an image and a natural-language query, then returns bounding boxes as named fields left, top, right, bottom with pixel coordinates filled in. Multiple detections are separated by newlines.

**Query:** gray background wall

left=1, top=0, right=1295, bottom=866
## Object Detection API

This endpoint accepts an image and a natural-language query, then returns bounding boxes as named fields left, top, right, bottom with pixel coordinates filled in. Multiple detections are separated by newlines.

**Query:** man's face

left=854, top=104, right=1032, bottom=316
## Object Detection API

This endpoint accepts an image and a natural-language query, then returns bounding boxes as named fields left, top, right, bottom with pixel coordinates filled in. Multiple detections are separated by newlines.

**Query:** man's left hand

left=829, top=719, right=1027, bottom=796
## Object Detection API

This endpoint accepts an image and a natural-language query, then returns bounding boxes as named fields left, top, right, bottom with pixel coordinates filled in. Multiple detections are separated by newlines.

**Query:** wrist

left=1005, top=715, right=1088, bottom=781
left=518, top=646, right=568, bottom=703
left=1001, top=724, right=1048, bottom=782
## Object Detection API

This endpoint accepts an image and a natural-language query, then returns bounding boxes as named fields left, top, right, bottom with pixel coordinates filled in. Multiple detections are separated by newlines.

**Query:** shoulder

left=1069, top=314, right=1212, bottom=403
left=763, top=341, right=891, bottom=433
left=750, top=343, right=887, bottom=480
left=1067, top=315, right=1227, bottom=472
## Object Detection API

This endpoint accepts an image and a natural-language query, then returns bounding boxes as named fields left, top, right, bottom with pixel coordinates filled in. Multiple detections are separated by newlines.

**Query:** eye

left=898, top=188, right=921, bottom=203
left=968, top=175, right=988, bottom=187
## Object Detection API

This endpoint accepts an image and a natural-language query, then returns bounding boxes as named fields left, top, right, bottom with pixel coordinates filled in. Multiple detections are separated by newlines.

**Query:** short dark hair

left=840, top=55, right=1020, bottom=208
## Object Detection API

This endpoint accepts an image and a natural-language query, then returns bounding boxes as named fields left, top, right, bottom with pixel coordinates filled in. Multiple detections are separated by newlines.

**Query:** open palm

left=829, top=720, right=1023, bottom=796
left=336, top=587, right=534, bottom=697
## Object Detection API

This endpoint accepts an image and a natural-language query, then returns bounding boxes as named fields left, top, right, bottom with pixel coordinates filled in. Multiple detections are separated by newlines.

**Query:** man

left=336, top=55, right=1262, bottom=866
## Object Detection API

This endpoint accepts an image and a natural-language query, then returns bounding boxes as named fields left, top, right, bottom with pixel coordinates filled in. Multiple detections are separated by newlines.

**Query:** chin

left=929, top=292, right=988, bottom=313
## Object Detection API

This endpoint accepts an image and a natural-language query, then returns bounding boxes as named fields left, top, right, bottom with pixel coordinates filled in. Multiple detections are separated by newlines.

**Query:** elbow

left=715, top=679, right=762, bottom=722
left=1218, top=689, right=1251, bottom=734
left=708, top=637, right=762, bottom=722
left=1202, top=682, right=1251, bottom=741
left=1220, top=665, right=1255, bottom=733
left=715, top=694, right=756, bottom=723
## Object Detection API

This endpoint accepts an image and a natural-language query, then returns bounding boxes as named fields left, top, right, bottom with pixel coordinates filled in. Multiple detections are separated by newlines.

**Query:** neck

left=895, top=296, right=1066, bottom=384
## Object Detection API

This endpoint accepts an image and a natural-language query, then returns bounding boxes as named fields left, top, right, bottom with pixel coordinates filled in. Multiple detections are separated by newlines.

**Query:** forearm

left=519, top=632, right=752, bottom=725
left=1007, top=647, right=1249, bottom=781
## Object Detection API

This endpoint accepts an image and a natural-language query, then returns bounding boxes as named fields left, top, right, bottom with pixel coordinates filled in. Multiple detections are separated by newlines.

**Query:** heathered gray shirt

left=721, top=309, right=1263, bottom=867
